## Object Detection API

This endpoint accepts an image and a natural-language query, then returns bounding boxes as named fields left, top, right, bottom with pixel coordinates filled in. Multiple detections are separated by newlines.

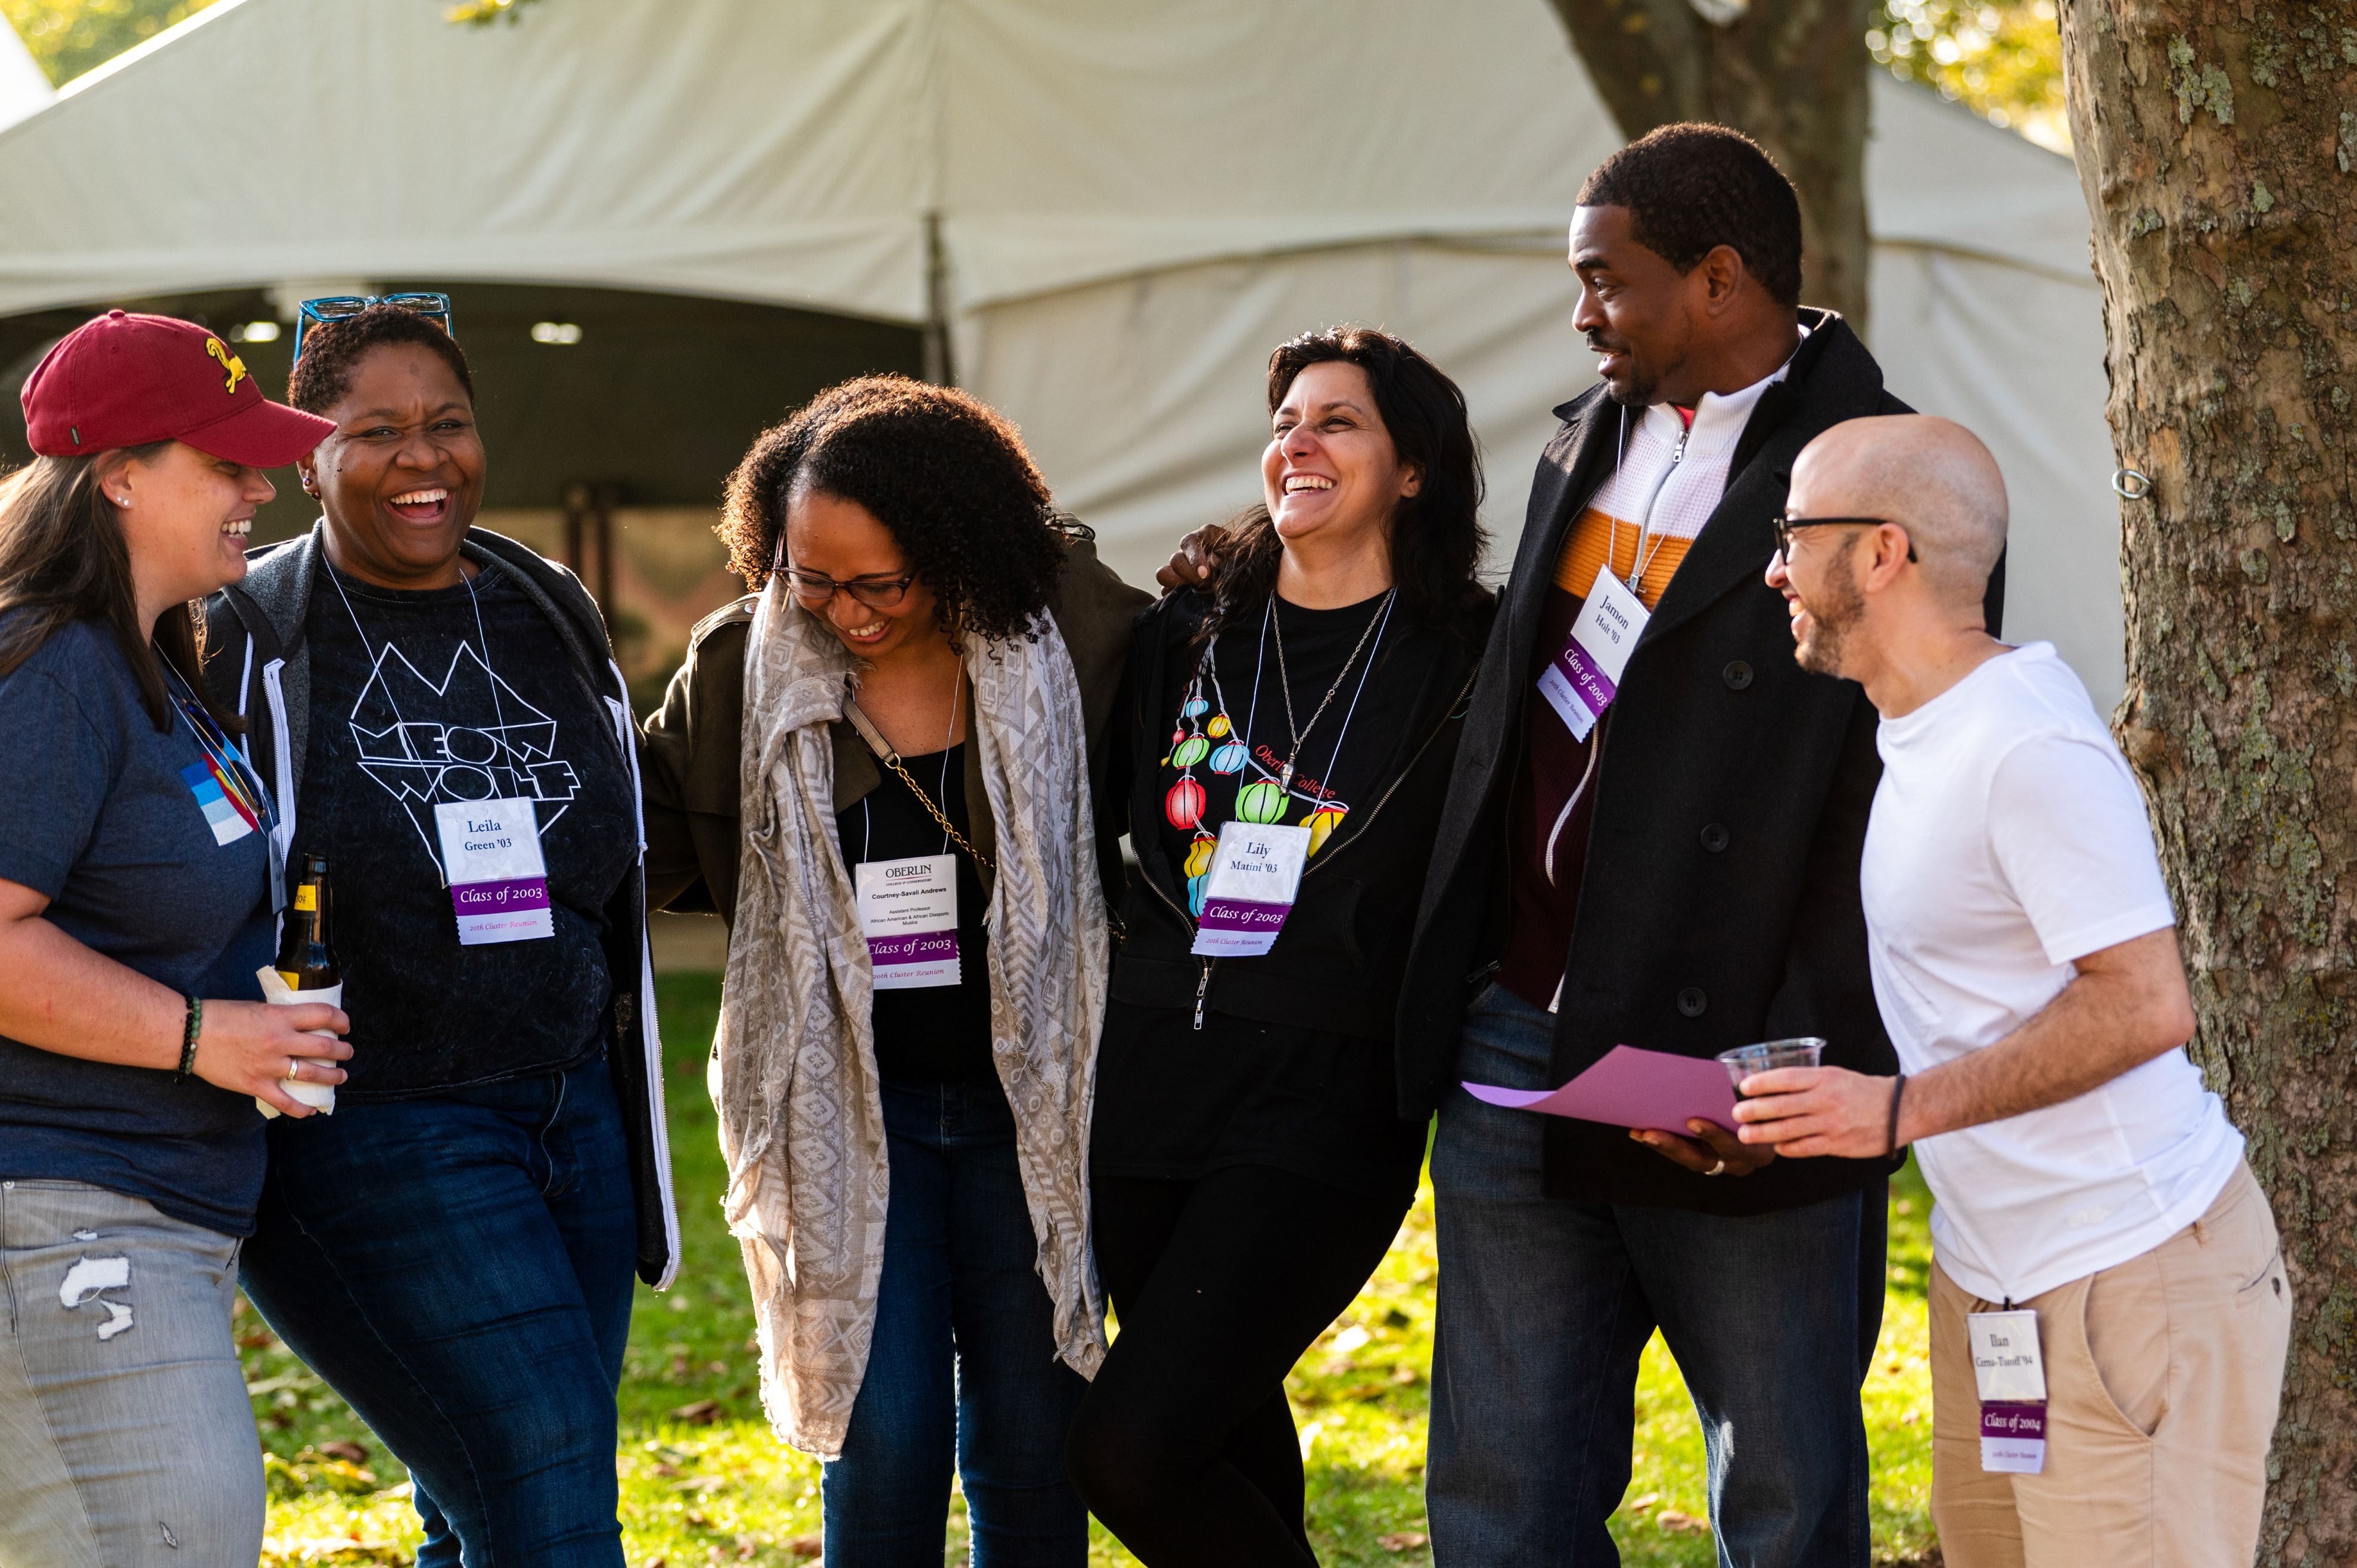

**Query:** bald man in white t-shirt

left=1733, top=415, right=2291, bottom=1567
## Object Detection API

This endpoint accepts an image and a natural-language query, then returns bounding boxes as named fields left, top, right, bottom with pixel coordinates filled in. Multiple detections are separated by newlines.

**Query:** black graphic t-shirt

left=295, top=558, right=638, bottom=1096
left=1155, top=591, right=1411, bottom=917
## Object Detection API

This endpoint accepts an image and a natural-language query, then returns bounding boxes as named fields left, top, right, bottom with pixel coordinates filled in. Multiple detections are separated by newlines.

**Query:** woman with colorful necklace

left=1069, top=327, right=1493, bottom=1566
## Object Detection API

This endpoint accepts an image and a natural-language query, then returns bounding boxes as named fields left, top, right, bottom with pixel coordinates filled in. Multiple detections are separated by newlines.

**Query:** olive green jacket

left=640, top=536, right=1150, bottom=924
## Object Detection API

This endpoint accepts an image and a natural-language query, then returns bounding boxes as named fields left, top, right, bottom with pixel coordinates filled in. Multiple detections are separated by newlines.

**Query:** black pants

left=1068, top=1166, right=1412, bottom=1567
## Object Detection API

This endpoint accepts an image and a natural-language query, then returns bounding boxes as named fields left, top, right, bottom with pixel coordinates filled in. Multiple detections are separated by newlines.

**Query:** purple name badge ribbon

left=869, top=929, right=960, bottom=966
left=450, top=876, right=554, bottom=942
left=1193, top=897, right=1292, bottom=956
left=1978, top=1402, right=2047, bottom=1474
left=867, top=926, right=960, bottom=988
left=1537, top=637, right=1617, bottom=739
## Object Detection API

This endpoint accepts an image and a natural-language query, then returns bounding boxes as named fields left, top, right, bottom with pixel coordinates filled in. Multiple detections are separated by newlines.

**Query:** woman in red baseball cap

left=0, top=310, right=352, bottom=1567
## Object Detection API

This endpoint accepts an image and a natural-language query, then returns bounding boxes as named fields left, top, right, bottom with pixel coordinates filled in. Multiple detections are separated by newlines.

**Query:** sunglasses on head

left=1771, top=512, right=1917, bottom=563
left=293, top=292, right=455, bottom=358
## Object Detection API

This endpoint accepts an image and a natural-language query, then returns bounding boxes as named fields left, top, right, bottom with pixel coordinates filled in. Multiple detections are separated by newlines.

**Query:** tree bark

left=1546, top=0, right=1874, bottom=337
left=2058, top=4, right=2357, bottom=1560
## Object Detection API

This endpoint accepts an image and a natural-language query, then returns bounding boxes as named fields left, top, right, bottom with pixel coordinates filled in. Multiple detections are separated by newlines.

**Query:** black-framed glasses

left=1771, top=512, right=1917, bottom=563
left=294, top=292, right=455, bottom=357
left=779, top=567, right=916, bottom=610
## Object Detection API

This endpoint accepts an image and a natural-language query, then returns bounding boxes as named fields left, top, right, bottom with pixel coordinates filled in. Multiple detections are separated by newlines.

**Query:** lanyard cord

left=160, top=656, right=273, bottom=830
left=862, top=674, right=960, bottom=864
left=327, top=556, right=515, bottom=760
left=1610, top=402, right=1685, bottom=598
left=1265, top=588, right=1395, bottom=789
left=847, top=670, right=990, bottom=872
left=1314, top=592, right=1395, bottom=802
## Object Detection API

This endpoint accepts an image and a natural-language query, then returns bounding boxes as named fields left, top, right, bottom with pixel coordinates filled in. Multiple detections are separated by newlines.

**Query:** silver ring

left=1705, top=1159, right=1727, bottom=1177
left=285, top=1058, right=302, bottom=1082
left=2112, top=468, right=2152, bottom=500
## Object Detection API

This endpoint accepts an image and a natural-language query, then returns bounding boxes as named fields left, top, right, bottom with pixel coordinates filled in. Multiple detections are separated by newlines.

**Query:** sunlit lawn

left=250, top=972, right=1940, bottom=1566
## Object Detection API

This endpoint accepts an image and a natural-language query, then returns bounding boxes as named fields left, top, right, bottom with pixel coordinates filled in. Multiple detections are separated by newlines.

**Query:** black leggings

left=1068, top=1166, right=1412, bottom=1567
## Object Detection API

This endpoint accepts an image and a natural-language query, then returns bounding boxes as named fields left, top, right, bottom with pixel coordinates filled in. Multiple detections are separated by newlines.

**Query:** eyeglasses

left=779, top=567, right=916, bottom=610
left=294, top=293, right=455, bottom=358
left=1771, top=512, right=1917, bottom=563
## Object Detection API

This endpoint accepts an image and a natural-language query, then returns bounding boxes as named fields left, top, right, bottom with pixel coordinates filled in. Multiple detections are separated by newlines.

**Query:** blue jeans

left=822, top=1077, right=1089, bottom=1568
left=241, top=1053, right=638, bottom=1568
left=1427, top=985, right=1881, bottom=1567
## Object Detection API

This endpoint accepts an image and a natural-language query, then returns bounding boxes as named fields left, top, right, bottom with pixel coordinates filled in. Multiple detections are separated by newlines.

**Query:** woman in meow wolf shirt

left=200, top=303, right=673, bottom=1568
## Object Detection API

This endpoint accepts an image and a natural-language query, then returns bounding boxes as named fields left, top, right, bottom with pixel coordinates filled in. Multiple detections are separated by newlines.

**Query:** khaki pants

left=1928, top=1161, right=2291, bottom=1568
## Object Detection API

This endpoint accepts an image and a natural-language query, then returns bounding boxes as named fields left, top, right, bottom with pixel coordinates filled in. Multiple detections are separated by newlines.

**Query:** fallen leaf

left=1627, top=1491, right=1660, bottom=1512
left=1377, top=1530, right=1429, bottom=1551
left=786, top=1536, right=823, bottom=1560
left=1391, top=1365, right=1421, bottom=1386
left=313, top=1441, right=368, bottom=1464
left=669, top=1399, right=720, bottom=1425
left=1329, top=1325, right=1372, bottom=1355
left=1657, top=1508, right=1710, bottom=1535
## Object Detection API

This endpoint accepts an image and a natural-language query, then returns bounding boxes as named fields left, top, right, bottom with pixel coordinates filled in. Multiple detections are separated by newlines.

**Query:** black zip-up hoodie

left=1112, top=586, right=1494, bottom=1043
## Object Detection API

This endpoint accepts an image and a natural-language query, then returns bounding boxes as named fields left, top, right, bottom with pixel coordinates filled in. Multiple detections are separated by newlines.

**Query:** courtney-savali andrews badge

left=856, top=855, right=962, bottom=988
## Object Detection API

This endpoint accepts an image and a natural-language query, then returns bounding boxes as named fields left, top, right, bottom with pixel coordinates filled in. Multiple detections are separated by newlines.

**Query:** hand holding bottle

left=192, top=997, right=352, bottom=1119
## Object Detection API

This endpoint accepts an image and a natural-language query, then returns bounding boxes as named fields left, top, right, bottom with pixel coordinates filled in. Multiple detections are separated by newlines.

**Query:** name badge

left=1537, top=571, right=1649, bottom=742
left=432, top=798, right=553, bottom=945
left=1968, top=1308, right=2047, bottom=1474
left=856, top=855, right=961, bottom=989
left=1191, top=820, right=1311, bottom=958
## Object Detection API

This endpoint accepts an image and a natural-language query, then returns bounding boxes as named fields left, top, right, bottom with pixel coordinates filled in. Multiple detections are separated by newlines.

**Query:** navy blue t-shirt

left=0, top=618, right=275, bottom=1236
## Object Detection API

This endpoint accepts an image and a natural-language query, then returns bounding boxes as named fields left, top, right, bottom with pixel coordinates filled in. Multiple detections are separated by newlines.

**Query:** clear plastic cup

left=1717, top=1037, right=1826, bottom=1095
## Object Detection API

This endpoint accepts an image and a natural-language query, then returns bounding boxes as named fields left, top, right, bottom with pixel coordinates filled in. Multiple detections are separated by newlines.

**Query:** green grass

left=249, top=972, right=1939, bottom=1566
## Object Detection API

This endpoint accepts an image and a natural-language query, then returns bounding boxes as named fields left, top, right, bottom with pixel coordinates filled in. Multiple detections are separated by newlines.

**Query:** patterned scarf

left=715, top=579, right=1109, bottom=1459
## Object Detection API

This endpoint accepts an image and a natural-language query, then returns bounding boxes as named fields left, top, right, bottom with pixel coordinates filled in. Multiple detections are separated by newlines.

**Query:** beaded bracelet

left=178, top=994, right=203, bottom=1077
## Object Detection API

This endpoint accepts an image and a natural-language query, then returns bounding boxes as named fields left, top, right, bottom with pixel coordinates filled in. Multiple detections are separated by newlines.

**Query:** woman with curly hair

left=1066, top=328, right=1493, bottom=1566
left=642, top=375, right=1149, bottom=1566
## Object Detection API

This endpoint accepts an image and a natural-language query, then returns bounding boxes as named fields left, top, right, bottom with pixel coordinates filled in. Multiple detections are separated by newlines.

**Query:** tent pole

left=922, top=209, right=954, bottom=387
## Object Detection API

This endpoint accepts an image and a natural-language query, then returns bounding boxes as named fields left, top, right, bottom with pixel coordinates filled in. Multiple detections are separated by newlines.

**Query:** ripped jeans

left=0, top=1179, right=263, bottom=1568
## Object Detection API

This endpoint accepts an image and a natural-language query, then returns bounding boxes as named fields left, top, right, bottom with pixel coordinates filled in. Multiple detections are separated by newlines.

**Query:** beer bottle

left=274, top=854, right=342, bottom=991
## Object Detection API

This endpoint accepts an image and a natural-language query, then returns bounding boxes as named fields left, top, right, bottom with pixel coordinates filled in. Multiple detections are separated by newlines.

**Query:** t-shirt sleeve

left=1986, top=732, right=2176, bottom=966
left=0, top=666, right=114, bottom=900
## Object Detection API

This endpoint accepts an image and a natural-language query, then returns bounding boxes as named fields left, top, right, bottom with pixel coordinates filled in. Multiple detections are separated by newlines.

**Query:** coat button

left=1700, top=823, right=1730, bottom=853
left=1722, top=660, right=1753, bottom=690
left=1677, top=987, right=1707, bottom=1018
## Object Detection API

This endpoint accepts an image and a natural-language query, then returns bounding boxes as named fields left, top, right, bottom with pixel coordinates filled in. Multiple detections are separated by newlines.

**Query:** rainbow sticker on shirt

left=181, top=757, right=259, bottom=847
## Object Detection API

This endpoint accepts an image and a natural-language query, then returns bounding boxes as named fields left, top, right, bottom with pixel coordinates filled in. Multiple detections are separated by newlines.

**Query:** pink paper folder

left=1463, top=1044, right=1739, bottom=1134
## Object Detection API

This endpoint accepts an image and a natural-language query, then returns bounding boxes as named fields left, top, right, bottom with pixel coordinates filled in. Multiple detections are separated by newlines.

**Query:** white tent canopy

left=0, top=15, right=51, bottom=133
left=0, top=0, right=2122, bottom=702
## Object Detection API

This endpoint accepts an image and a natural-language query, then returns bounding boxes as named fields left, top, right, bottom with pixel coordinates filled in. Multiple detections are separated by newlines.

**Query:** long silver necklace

left=1265, top=587, right=1396, bottom=790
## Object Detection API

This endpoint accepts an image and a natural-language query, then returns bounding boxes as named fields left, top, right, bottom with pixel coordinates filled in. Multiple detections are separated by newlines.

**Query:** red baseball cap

left=21, top=309, right=334, bottom=467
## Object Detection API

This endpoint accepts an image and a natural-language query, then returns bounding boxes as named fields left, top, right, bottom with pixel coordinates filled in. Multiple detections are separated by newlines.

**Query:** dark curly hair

left=288, top=304, right=474, bottom=415
left=718, top=376, right=1072, bottom=643
left=1577, top=123, right=1803, bottom=307
left=1202, top=326, right=1486, bottom=645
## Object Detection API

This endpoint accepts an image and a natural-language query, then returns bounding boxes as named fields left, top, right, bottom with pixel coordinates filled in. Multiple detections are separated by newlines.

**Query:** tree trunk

left=2058, top=4, right=2357, bottom=1561
left=1546, top=0, right=1874, bottom=337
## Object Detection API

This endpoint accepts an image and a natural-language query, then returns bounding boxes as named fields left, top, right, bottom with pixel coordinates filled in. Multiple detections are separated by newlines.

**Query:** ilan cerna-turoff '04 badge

left=1969, top=1308, right=2048, bottom=1474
